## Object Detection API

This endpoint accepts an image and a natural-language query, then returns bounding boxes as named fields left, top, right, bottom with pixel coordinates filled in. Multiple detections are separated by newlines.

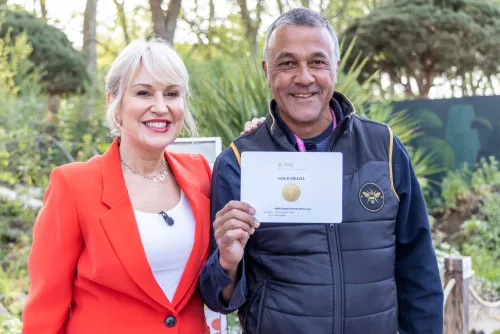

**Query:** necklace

left=120, top=159, right=169, bottom=183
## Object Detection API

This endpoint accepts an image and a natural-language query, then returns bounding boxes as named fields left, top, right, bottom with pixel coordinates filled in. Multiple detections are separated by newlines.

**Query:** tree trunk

left=276, top=0, right=284, bottom=14
left=208, top=0, right=214, bottom=32
left=150, top=0, right=167, bottom=39
left=83, top=0, right=98, bottom=115
left=164, top=0, right=182, bottom=44
left=112, top=0, right=130, bottom=44
left=39, top=0, right=47, bottom=19
left=83, top=0, right=98, bottom=76
left=444, top=257, right=470, bottom=334
left=237, top=0, right=264, bottom=56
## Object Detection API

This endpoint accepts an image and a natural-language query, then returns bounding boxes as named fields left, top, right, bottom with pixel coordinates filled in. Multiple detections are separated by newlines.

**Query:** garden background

left=0, top=0, right=499, bottom=332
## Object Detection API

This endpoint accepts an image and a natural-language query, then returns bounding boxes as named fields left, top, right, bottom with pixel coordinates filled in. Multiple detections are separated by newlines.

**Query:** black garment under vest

left=230, top=92, right=400, bottom=334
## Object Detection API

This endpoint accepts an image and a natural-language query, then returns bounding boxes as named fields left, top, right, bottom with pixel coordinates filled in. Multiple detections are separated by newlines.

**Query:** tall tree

left=0, top=10, right=87, bottom=115
left=149, top=0, right=182, bottom=45
left=236, top=0, right=264, bottom=56
left=112, top=0, right=130, bottom=44
left=83, top=0, right=98, bottom=115
left=342, top=0, right=500, bottom=97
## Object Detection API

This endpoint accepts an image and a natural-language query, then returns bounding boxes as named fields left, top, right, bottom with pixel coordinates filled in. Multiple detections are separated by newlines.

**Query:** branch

left=112, top=0, right=130, bottom=44
left=388, top=68, right=413, bottom=96
left=276, top=0, right=284, bottom=14
left=208, top=0, right=214, bottom=37
left=255, top=0, right=264, bottom=26
left=237, top=0, right=252, bottom=38
left=36, top=134, right=75, bottom=163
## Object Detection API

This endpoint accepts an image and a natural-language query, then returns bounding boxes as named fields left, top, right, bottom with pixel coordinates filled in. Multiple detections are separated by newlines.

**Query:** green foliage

left=438, top=156, right=500, bottom=210
left=0, top=198, right=36, bottom=243
left=0, top=9, right=88, bottom=94
left=440, top=168, right=471, bottom=210
left=470, top=155, right=500, bottom=189
left=416, top=109, right=443, bottom=130
left=342, top=0, right=500, bottom=96
left=0, top=28, right=49, bottom=187
left=440, top=157, right=500, bottom=291
left=0, top=199, right=33, bottom=319
left=0, top=22, right=110, bottom=189
left=362, top=102, right=419, bottom=145
left=471, top=116, right=493, bottom=131
left=461, top=193, right=500, bottom=290
left=179, top=11, right=256, bottom=61
left=0, top=318, right=22, bottom=334
left=188, top=57, right=271, bottom=145
left=415, top=137, right=455, bottom=170
left=56, top=75, right=111, bottom=160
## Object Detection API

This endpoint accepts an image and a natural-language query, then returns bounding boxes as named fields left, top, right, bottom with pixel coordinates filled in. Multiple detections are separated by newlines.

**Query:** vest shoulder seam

left=229, top=142, right=241, bottom=166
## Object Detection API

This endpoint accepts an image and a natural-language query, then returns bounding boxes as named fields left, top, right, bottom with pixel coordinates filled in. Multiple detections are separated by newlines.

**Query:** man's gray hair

left=263, top=7, right=340, bottom=63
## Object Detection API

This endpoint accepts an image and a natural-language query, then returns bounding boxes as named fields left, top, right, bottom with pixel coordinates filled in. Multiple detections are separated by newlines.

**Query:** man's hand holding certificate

left=241, top=152, right=343, bottom=223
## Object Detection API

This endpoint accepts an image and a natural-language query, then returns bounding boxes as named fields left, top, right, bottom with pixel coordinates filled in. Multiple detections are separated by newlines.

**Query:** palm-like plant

left=187, top=57, right=271, bottom=144
left=187, top=40, right=442, bottom=190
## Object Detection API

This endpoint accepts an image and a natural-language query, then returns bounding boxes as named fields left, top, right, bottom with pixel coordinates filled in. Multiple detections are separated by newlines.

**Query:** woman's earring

left=113, top=115, right=122, bottom=128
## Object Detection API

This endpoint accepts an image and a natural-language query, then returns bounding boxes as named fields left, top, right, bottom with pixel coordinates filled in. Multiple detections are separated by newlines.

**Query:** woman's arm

left=22, top=166, right=83, bottom=333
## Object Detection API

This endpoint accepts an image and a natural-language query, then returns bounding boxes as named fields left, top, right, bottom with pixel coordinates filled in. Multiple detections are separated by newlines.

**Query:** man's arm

left=199, top=149, right=248, bottom=314
left=393, top=136, right=444, bottom=333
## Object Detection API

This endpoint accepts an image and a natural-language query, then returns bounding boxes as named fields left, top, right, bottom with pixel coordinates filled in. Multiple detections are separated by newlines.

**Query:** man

left=200, top=7, right=443, bottom=334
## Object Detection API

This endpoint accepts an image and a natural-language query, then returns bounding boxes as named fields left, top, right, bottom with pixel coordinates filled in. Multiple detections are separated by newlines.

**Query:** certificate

left=241, top=152, right=343, bottom=223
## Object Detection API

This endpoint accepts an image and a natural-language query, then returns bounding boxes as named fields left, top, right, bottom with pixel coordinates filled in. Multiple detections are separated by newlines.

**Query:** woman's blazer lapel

left=99, top=140, right=172, bottom=311
left=165, top=151, right=210, bottom=312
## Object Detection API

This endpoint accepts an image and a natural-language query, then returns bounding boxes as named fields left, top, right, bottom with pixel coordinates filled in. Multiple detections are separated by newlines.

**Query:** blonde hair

left=105, top=39, right=198, bottom=137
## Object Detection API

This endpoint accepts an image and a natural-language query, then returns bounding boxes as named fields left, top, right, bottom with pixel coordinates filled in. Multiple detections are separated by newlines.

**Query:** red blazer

left=22, top=139, right=212, bottom=334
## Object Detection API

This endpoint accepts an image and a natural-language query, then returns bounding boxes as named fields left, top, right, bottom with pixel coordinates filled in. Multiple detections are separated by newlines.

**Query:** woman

left=22, top=39, right=261, bottom=333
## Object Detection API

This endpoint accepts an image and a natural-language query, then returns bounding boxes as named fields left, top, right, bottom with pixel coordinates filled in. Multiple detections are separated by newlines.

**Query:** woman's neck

left=118, top=137, right=165, bottom=175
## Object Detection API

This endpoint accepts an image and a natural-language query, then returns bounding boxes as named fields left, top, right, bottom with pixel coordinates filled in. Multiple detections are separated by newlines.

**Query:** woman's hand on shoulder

left=241, top=117, right=266, bottom=135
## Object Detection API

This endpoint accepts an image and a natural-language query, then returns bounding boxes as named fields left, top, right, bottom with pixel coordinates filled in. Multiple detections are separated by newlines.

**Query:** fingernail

left=255, top=220, right=260, bottom=228
left=251, top=228, right=255, bottom=234
left=249, top=207, right=255, bottom=214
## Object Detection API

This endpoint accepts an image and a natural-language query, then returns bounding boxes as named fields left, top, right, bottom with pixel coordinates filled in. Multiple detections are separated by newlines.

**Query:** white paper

left=241, top=152, right=343, bottom=223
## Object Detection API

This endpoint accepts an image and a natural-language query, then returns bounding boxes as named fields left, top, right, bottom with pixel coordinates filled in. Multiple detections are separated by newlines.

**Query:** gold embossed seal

left=282, top=183, right=301, bottom=202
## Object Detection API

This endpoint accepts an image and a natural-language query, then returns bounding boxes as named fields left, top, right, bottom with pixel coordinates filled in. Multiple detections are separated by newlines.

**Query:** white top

left=134, top=191, right=196, bottom=301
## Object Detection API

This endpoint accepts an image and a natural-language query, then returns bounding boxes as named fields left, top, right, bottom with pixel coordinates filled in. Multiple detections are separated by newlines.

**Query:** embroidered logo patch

left=359, top=183, right=384, bottom=212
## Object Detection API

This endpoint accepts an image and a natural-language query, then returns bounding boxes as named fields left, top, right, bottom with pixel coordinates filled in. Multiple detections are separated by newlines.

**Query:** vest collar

left=265, top=92, right=356, bottom=150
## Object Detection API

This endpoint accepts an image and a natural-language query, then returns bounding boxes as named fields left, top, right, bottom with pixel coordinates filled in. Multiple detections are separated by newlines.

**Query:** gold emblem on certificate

left=282, top=183, right=301, bottom=202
